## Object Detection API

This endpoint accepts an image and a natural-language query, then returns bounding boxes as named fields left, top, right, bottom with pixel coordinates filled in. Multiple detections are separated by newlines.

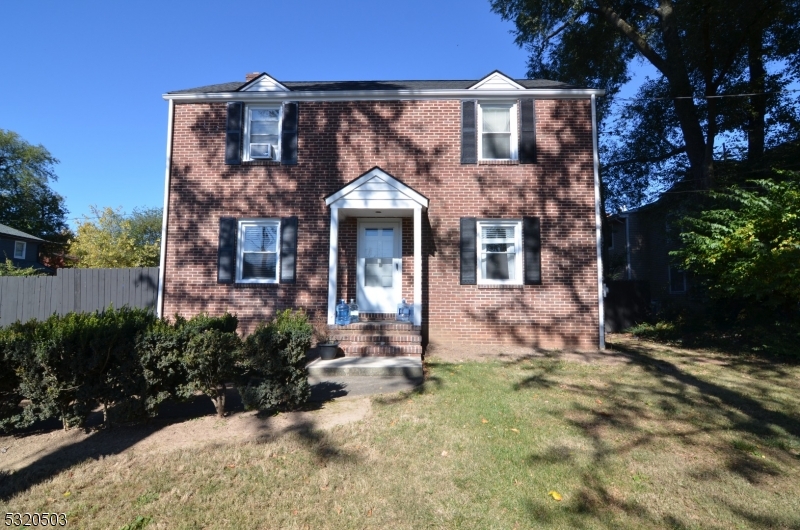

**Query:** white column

left=327, top=207, right=339, bottom=325
left=413, top=207, right=422, bottom=326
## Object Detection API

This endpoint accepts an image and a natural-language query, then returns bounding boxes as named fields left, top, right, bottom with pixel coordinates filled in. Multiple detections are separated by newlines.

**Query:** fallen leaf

left=367, top=508, right=373, bottom=516
left=510, top=428, right=520, bottom=433
left=441, top=450, right=449, bottom=457
left=226, top=464, right=236, bottom=469
left=292, top=510, right=298, bottom=515
left=548, top=490, right=562, bottom=501
left=596, top=399, right=603, bottom=404
left=336, top=507, right=342, bottom=515
left=63, top=491, right=71, bottom=498
left=482, top=418, right=489, bottom=424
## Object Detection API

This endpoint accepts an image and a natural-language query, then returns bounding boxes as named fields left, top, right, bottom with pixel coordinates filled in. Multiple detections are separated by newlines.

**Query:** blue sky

left=2, top=0, right=538, bottom=227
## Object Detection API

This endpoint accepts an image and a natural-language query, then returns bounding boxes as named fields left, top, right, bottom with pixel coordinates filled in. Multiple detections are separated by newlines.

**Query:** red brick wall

left=163, top=98, right=600, bottom=350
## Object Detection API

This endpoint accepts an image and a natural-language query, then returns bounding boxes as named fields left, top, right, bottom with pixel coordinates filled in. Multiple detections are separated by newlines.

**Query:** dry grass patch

left=1, top=335, right=800, bottom=529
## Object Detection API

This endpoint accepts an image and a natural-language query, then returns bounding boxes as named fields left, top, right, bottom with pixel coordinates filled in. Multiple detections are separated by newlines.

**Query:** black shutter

left=280, top=102, right=298, bottom=165
left=461, top=101, right=477, bottom=164
left=523, top=216, right=541, bottom=285
left=519, top=99, right=537, bottom=164
left=225, top=102, right=243, bottom=165
left=279, top=216, right=298, bottom=283
left=217, top=217, right=237, bottom=284
left=460, top=217, right=477, bottom=285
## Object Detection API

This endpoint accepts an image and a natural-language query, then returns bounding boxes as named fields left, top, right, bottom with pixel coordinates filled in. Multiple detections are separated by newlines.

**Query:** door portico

left=325, top=167, right=428, bottom=326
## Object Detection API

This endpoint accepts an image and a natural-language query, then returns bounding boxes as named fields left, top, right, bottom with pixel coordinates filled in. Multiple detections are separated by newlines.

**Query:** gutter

left=591, top=94, right=606, bottom=350
left=162, top=88, right=606, bottom=103
left=156, top=99, right=174, bottom=319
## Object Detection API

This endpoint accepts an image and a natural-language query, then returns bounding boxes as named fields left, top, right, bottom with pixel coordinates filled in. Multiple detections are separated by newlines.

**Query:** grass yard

left=2, top=336, right=800, bottom=529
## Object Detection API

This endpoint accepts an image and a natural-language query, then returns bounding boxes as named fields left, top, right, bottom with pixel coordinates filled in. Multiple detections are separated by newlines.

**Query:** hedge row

left=0, top=308, right=312, bottom=431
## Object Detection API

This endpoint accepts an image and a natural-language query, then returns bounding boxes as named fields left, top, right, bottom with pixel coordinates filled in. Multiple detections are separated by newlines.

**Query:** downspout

left=591, top=95, right=606, bottom=350
left=156, top=99, right=174, bottom=318
left=624, top=213, right=632, bottom=280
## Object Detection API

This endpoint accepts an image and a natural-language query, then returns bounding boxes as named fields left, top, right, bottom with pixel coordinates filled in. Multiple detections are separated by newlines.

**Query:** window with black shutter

left=225, top=102, right=299, bottom=165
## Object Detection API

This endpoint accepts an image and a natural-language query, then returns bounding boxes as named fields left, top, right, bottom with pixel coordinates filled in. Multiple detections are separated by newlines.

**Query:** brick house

left=158, top=70, right=605, bottom=353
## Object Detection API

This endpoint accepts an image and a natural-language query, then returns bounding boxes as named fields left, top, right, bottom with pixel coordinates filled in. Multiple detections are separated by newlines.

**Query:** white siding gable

left=241, top=73, right=290, bottom=92
left=470, top=71, right=525, bottom=90
left=325, top=168, right=428, bottom=208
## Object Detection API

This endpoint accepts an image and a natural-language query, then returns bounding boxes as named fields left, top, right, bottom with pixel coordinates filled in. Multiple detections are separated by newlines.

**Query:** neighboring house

left=607, top=200, right=690, bottom=307
left=158, top=70, right=605, bottom=352
left=0, top=223, right=52, bottom=274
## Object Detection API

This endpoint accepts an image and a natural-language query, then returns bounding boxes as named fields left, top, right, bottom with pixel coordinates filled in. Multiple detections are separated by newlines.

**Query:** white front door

left=357, top=219, right=402, bottom=313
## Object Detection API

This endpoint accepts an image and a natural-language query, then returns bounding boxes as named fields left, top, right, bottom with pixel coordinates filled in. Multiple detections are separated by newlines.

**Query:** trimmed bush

left=135, top=317, right=189, bottom=418
left=177, top=313, right=243, bottom=417
left=239, top=309, right=312, bottom=413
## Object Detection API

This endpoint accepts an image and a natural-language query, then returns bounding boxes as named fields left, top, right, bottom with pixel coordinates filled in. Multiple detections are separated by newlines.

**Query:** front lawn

left=2, top=336, right=799, bottom=529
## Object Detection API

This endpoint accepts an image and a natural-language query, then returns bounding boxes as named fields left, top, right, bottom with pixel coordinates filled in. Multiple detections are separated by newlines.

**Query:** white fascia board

left=325, top=168, right=429, bottom=208
left=163, top=88, right=606, bottom=103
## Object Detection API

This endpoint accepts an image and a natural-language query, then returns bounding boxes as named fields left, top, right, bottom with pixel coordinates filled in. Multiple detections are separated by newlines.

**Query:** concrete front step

left=341, top=344, right=423, bottom=356
left=307, top=356, right=423, bottom=377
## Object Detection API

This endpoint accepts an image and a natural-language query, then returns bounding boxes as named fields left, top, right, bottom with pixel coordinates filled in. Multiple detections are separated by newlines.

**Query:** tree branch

left=593, top=0, right=669, bottom=76
left=605, top=145, right=686, bottom=168
left=543, top=10, right=588, bottom=43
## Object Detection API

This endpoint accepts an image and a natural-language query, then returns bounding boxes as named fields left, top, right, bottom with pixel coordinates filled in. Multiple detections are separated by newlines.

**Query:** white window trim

left=668, top=265, right=687, bottom=294
left=236, top=219, right=281, bottom=284
left=477, top=101, right=518, bottom=161
left=242, top=105, right=282, bottom=162
left=13, top=241, right=26, bottom=259
left=476, top=219, right=523, bottom=285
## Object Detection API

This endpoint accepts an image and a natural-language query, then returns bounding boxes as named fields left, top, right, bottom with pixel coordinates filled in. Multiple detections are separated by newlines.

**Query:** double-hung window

left=237, top=219, right=281, bottom=283
left=478, top=102, right=518, bottom=161
left=477, top=220, right=522, bottom=284
left=243, top=106, right=281, bottom=161
left=13, top=241, right=26, bottom=259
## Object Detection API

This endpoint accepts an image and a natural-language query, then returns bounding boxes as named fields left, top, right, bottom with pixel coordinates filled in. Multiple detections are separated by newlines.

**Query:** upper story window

left=237, top=219, right=281, bottom=283
left=14, top=241, right=26, bottom=259
left=478, top=102, right=518, bottom=161
left=477, top=220, right=523, bottom=284
left=243, top=106, right=281, bottom=161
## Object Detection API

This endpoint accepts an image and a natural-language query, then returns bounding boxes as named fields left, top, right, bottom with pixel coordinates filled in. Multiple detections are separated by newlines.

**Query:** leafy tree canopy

left=490, top=0, right=800, bottom=210
left=0, top=129, right=69, bottom=240
left=672, top=172, right=800, bottom=310
left=69, top=206, right=162, bottom=268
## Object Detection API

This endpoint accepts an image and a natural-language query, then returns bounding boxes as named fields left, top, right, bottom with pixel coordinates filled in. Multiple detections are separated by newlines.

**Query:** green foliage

left=0, top=129, right=69, bottom=241
left=672, top=173, right=800, bottom=309
left=69, top=206, right=162, bottom=268
left=0, top=308, right=312, bottom=431
left=239, top=309, right=312, bottom=413
left=0, top=258, right=45, bottom=276
left=177, top=313, right=242, bottom=417
left=135, top=318, right=189, bottom=417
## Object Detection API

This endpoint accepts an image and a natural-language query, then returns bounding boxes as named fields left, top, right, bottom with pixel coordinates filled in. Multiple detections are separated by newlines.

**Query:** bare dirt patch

left=0, top=397, right=371, bottom=473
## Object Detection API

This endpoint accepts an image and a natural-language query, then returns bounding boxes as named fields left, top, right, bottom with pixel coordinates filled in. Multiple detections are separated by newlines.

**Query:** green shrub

left=239, top=309, right=312, bottom=413
left=135, top=317, right=189, bottom=417
left=177, top=313, right=242, bottom=417
left=0, top=326, right=26, bottom=432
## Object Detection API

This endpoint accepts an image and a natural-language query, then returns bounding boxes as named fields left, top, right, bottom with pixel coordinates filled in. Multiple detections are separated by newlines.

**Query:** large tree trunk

left=657, top=0, right=712, bottom=190
left=747, top=29, right=766, bottom=162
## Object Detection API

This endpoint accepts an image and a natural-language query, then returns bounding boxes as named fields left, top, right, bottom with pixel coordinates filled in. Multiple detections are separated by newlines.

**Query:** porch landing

left=307, top=356, right=423, bottom=378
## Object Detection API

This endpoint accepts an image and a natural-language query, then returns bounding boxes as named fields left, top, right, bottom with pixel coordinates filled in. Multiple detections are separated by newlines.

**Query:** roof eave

left=163, top=87, right=606, bottom=102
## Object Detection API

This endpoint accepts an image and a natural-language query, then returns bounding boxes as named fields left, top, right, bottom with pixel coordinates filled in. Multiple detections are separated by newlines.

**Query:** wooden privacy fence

left=0, top=267, right=159, bottom=327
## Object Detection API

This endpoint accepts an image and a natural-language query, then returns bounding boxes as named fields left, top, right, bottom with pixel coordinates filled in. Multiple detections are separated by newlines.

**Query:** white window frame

left=477, top=101, right=518, bottom=161
left=668, top=265, right=687, bottom=294
left=476, top=219, right=523, bottom=285
left=13, top=241, right=26, bottom=259
left=236, top=219, right=281, bottom=284
left=242, top=105, right=282, bottom=162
